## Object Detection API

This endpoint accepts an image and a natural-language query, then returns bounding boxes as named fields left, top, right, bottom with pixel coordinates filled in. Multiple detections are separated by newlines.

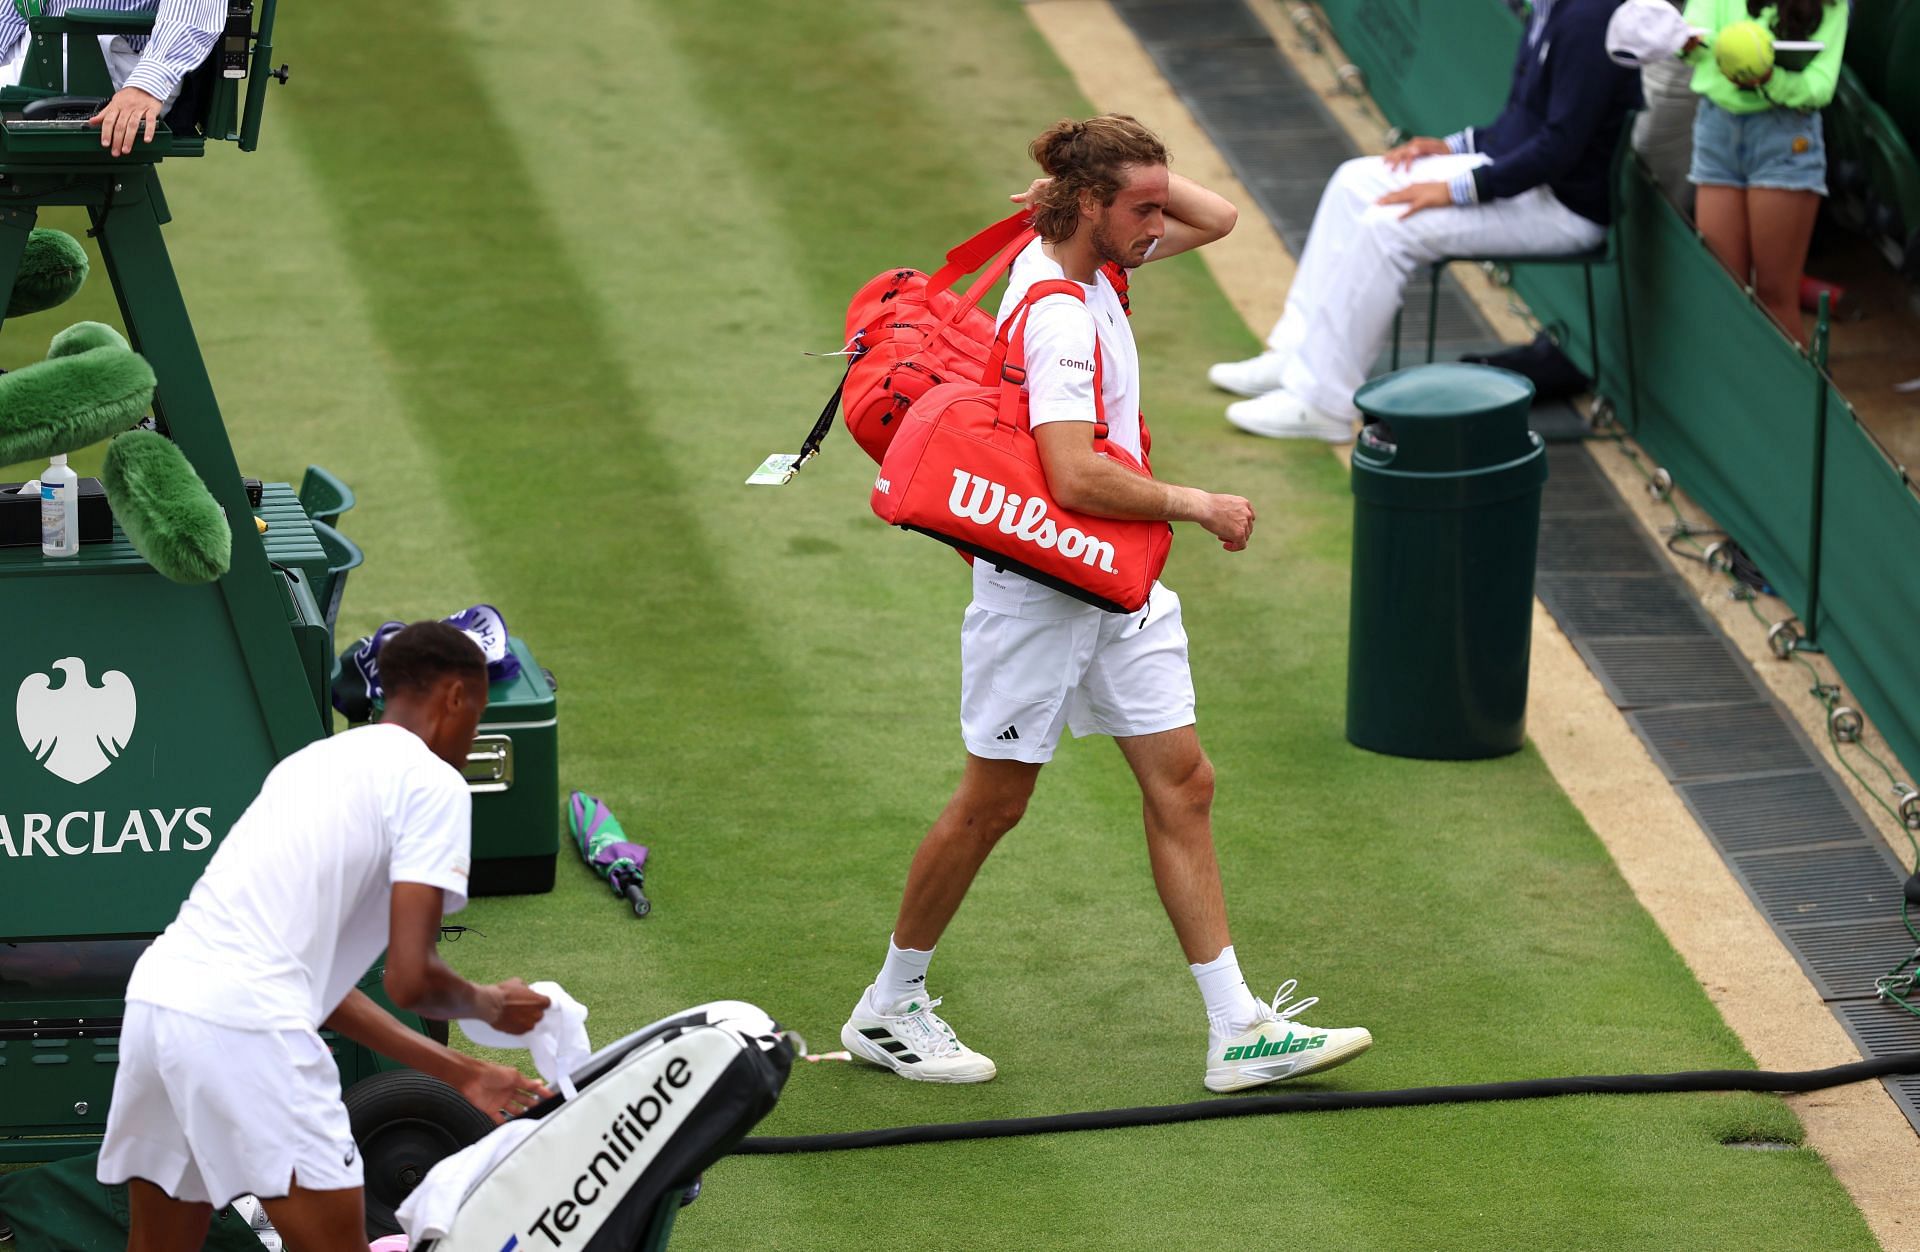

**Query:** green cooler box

left=464, top=635, right=559, bottom=896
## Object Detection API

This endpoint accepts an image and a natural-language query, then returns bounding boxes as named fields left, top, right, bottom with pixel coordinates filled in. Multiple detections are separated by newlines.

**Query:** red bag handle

left=930, top=212, right=1040, bottom=334
left=947, top=231, right=1038, bottom=318
left=987, top=279, right=1110, bottom=455
left=927, top=210, right=1038, bottom=295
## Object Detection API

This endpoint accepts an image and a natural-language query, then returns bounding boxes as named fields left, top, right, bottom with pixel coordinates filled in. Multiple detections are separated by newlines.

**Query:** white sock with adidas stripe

left=874, top=934, right=935, bottom=1009
left=1190, top=944, right=1262, bottom=1040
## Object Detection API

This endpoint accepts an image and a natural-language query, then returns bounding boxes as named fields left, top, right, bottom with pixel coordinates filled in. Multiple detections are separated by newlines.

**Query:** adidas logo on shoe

left=1221, top=1030, right=1325, bottom=1061
left=1204, top=980, right=1372, bottom=1092
left=996, top=725, right=1020, bottom=742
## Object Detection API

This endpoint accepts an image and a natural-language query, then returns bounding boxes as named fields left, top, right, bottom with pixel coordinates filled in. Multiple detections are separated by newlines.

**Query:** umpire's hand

left=88, top=86, right=163, bottom=158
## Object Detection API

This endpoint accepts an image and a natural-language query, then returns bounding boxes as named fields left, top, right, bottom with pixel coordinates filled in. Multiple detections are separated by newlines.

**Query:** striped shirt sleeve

left=119, top=0, right=224, bottom=102
left=25, top=0, right=223, bottom=101
left=0, top=6, right=28, bottom=67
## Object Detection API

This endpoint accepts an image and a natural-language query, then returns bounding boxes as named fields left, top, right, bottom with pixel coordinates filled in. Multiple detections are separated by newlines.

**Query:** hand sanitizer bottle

left=40, top=453, right=78, bottom=557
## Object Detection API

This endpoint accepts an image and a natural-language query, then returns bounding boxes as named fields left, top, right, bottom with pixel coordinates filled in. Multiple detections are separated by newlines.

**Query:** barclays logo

left=17, top=657, right=136, bottom=785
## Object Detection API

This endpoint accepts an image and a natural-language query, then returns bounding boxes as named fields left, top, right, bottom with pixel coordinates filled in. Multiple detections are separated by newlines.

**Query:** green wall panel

left=1811, top=395, right=1920, bottom=786
left=1580, top=167, right=1819, bottom=612
left=1314, top=0, right=1517, bottom=136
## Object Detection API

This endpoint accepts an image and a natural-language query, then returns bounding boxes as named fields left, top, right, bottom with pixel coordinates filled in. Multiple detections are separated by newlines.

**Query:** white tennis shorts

left=97, top=1001, right=362, bottom=1207
left=961, top=581, right=1196, bottom=764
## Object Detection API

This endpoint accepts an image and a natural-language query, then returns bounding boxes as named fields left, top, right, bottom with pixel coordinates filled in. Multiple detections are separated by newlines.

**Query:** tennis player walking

left=842, top=115, right=1373, bottom=1093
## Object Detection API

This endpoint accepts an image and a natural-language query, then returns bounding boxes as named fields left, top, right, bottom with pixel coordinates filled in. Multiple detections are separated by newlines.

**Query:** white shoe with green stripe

left=1205, top=980, right=1372, bottom=1093
left=841, top=986, right=997, bottom=1083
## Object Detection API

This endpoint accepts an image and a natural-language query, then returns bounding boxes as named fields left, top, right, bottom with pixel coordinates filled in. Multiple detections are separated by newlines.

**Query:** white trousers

left=1267, top=154, right=1606, bottom=419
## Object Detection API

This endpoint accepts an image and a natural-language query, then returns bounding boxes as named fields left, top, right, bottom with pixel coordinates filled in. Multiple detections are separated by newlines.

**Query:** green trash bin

left=1346, top=364, right=1546, bottom=759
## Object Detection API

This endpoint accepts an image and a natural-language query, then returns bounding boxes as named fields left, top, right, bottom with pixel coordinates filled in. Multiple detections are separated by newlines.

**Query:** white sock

left=1190, top=945, right=1262, bottom=1039
left=873, top=934, right=934, bottom=1010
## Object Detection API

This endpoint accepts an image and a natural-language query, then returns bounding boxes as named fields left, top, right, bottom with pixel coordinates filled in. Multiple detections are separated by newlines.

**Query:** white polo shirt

left=972, top=239, right=1145, bottom=620
left=125, top=722, right=473, bottom=1031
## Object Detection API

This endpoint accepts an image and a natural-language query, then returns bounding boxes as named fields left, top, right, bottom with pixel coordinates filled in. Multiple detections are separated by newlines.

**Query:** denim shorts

left=1690, top=100, right=1828, bottom=195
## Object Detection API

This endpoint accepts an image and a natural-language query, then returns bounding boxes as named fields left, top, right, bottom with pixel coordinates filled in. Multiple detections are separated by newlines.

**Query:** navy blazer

left=1470, top=0, right=1644, bottom=225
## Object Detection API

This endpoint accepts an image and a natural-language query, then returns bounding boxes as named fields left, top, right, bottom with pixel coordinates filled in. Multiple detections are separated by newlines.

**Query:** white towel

left=456, top=980, right=591, bottom=1099
left=1606, top=0, right=1705, bottom=67
left=394, top=1117, right=541, bottom=1244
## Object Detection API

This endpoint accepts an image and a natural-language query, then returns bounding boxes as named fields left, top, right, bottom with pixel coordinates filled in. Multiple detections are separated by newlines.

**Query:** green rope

left=1591, top=427, right=1707, bottom=549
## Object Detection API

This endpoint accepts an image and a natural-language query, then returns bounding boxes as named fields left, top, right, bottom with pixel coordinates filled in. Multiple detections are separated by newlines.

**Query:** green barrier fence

left=1313, top=0, right=1920, bottom=785
left=1312, top=0, right=1512, bottom=128
left=1814, top=388, right=1920, bottom=785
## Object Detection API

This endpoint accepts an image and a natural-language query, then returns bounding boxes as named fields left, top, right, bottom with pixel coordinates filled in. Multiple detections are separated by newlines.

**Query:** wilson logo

left=946, top=470, right=1116, bottom=573
left=1222, top=1031, right=1325, bottom=1062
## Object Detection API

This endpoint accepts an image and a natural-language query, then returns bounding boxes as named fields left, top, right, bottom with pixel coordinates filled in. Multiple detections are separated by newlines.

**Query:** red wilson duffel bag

left=870, top=279, right=1171, bottom=614
left=839, top=210, right=1037, bottom=463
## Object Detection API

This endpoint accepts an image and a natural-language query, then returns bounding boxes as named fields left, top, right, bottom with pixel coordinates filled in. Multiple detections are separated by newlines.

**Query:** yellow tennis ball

left=1715, top=19, right=1775, bottom=86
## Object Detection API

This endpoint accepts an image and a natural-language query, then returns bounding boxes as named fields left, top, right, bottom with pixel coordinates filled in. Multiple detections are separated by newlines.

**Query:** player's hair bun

left=1023, top=115, right=1169, bottom=244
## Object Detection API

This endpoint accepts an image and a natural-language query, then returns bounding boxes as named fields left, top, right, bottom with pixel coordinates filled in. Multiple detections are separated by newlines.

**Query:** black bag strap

left=786, top=331, right=864, bottom=477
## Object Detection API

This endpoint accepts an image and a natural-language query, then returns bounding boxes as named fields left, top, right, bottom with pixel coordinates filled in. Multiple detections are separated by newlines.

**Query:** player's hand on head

left=486, top=977, right=551, bottom=1034
left=459, top=1058, right=551, bottom=1124
left=87, top=86, right=163, bottom=158
left=1010, top=176, right=1051, bottom=205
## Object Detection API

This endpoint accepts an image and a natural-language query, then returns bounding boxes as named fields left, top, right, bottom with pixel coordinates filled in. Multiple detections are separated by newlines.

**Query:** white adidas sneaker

left=1205, top=980, right=1372, bottom=1093
left=1207, top=350, right=1290, bottom=398
left=1225, top=389, right=1355, bottom=443
left=841, top=986, right=998, bottom=1084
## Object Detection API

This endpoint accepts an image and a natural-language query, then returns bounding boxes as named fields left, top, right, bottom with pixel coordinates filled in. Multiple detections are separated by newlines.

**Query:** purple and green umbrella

left=567, top=790, right=651, bottom=917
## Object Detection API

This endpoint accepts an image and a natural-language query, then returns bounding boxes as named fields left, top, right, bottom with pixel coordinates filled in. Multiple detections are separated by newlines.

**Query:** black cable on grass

left=734, top=1052, right=1920, bottom=1154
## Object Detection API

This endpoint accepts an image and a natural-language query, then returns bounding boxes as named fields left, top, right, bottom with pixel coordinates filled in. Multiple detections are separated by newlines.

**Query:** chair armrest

left=27, top=8, right=156, bottom=34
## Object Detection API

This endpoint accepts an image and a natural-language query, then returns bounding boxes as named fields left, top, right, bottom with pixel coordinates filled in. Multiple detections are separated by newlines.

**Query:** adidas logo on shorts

left=996, top=725, right=1020, bottom=742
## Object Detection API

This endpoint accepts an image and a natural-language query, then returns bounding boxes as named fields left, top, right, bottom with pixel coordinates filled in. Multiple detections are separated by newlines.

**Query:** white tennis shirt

left=126, top=722, right=473, bottom=1032
left=971, top=239, right=1146, bottom=620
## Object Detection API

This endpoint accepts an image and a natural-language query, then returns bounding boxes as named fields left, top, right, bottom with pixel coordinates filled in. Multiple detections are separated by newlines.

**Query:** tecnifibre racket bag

left=412, top=1002, right=792, bottom=1252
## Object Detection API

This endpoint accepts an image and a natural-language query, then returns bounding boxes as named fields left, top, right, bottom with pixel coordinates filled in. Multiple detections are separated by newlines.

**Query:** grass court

left=0, top=0, right=1882, bottom=1246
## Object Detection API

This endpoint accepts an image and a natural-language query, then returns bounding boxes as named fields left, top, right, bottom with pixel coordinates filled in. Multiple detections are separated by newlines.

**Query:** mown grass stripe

left=263, top=0, right=973, bottom=1044
left=159, top=130, right=488, bottom=618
